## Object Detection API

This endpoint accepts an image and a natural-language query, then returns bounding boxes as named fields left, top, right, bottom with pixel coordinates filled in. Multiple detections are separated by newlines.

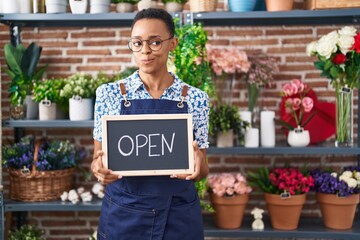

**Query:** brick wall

left=1, top=0, right=359, bottom=239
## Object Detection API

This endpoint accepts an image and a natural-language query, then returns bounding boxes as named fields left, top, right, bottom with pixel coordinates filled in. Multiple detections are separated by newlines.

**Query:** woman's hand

left=92, top=141, right=121, bottom=185
left=170, top=141, right=208, bottom=181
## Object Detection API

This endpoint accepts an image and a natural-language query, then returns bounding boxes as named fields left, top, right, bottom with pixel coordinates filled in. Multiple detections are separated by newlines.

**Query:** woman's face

left=130, top=19, right=176, bottom=74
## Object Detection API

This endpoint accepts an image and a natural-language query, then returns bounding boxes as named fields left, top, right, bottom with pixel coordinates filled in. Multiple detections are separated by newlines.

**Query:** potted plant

left=162, top=0, right=187, bottom=12
left=4, top=42, right=47, bottom=119
left=137, top=0, right=158, bottom=10
left=8, top=224, right=45, bottom=240
left=2, top=136, right=86, bottom=201
left=207, top=173, right=252, bottom=229
left=247, top=166, right=314, bottom=230
left=310, top=167, right=360, bottom=230
left=209, top=103, right=247, bottom=147
left=90, top=0, right=111, bottom=13
left=33, top=78, right=64, bottom=120
left=112, top=0, right=139, bottom=12
left=60, top=73, right=100, bottom=121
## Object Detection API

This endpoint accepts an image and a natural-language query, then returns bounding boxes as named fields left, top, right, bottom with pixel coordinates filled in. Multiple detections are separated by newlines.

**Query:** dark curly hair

left=131, top=8, right=175, bottom=37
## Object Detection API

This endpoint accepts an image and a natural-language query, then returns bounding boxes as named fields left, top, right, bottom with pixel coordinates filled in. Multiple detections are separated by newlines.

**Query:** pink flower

left=282, top=83, right=298, bottom=96
left=292, top=98, right=301, bottom=111
left=291, top=79, right=305, bottom=93
left=302, top=97, right=314, bottom=112
left=208, top=173, right=252, bottom=197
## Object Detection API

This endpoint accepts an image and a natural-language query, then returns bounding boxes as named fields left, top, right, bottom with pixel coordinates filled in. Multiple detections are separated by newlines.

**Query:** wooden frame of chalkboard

left=102, top=114, right=194, bottom=176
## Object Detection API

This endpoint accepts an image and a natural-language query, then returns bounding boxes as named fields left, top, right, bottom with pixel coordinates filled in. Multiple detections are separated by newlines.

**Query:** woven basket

left=189, top=0, right=218, bottom=12
left=8, top=140, right=75, bottom=202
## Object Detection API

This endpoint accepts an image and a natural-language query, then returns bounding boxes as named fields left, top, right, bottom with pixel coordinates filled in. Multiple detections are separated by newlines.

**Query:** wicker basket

left=8, top=140, right=75, bottom=202
left=189, top=0, right=218, bottom=12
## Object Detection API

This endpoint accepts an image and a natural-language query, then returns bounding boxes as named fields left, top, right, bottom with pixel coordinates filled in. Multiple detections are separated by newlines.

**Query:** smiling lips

left=141, top=59, right=155, bottom=64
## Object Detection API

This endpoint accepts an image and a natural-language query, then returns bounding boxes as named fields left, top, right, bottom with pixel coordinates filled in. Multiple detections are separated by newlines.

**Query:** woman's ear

left=169, top=37, right=178, bottom=51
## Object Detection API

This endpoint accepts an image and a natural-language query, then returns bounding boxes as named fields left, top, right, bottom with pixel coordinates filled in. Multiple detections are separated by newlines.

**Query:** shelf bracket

left=184, top=12, right=194, bottom=25
left=10, top=25, right=21, bottom=46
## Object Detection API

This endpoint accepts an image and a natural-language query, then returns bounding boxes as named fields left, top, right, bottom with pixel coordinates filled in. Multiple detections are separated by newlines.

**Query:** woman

left=91, top=8, right=209, bottom=240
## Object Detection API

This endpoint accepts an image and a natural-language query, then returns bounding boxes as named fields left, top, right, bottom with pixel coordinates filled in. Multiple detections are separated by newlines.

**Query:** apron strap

left=119, top=82, right=131, bottom=107
left=177, top=85, right=188, bottom=109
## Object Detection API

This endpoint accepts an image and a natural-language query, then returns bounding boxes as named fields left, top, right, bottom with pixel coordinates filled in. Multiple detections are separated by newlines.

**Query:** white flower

left=331, top=172, right=338, bottom=178
left=92, top=182, right=104, bottom=195
left=341, top=171, right=353, bottom=178
left=60, top=191, right=68, bottom=202
left=306, top=41, right=317, bottom=56
left=68, top=189, right=79, bottom=204
left=316, top=30, right=338, bottom=59
left=77, top=187, right=85, bottom=194
left=338, top=26, right=357, bottom=37
left=338, top=35, right=355, bottom=54
left=354, top=172, right=360, bottom=180
left=80, top=191, right=93, bottom=203
left=345, top=178, right=358, bottom=188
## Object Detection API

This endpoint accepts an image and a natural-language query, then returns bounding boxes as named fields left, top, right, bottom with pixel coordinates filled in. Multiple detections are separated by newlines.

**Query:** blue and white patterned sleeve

left=93, top=84, right=107, bottom=142
left=188, top=88, right=210, bottom=149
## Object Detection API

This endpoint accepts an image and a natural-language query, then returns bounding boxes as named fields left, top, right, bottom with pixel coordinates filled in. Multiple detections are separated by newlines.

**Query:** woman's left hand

left=170, top=141, right=207, bottom=181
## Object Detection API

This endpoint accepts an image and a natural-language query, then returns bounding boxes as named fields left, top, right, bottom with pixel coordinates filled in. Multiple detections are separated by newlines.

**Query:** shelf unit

left=1, top=8, right=360, bottom=240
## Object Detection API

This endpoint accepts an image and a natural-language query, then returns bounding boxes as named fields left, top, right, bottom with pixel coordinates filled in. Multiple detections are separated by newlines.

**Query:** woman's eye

left=132, top=41, right=142, bottom=47
left=150, top=40, right=162, bottom=46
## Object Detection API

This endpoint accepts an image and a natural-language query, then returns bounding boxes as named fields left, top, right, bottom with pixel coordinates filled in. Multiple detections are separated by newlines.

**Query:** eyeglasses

left=128, top=36, right=173, bottom=52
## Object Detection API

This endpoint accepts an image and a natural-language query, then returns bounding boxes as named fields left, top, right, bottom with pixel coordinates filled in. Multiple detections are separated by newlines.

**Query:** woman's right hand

left=92, top=149, right=122, bottom=185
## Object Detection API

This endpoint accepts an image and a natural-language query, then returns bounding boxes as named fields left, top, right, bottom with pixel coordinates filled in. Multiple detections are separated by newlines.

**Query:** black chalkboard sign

left=102, top=114, right=194, bottom=176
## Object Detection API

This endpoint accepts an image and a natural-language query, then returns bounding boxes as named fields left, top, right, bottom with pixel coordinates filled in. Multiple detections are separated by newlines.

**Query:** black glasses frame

left=128, top=36, right=174, bottom=52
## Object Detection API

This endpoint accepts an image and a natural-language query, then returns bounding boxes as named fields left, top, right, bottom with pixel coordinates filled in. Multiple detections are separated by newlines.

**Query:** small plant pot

left=39, top=100, right=57, bottom=120
left=90, top=0, right=111, bottom=13
left=287, top=127, right=310, bottom=147
left=45, top=0, right=68, bottom=13
left=138, top=0, right=158, bottom=11
left=116, top=3, right=134, bottom=12
left=70, top=0, right=88, bottom=14
left=165, top=2, right=183, bottom=12
left=265, top=0, right=293, bottom=11
left=216, top=130, right=234, bottom=148
left=69, top=96, right=94, bottom=121
left=10, top=104, right=26, bottom=120
left=24, top=95, right=39, bottom=120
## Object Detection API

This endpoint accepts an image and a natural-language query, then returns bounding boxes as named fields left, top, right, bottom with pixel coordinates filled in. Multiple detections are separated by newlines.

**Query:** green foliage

left=195, top=177, right=214, bottom=212
left=111, top=0, right=139, bottom=4
left=209, top=103, right=248, bottom=144
left=8, top=225, right=45, bottom=240
left=172, top=21, right=215, bottom=97
left=247, top=167, right=275, bottom=193
left=33, top=78, right=64, bottom=103
left=162, top=0, right=187, bottom=3
left=4, top=42, right=47, bottom=105
left=60, top=73, right=99, bottom=99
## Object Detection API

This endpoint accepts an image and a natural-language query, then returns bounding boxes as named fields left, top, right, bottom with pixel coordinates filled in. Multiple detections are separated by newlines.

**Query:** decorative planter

left=70, top=0, right=88, bottom=14
left=165, top=2, right=183, bottom=12
left=69, top=97, right=94, bottom=121
left=216, top=130, right=234, bottom=148
left=287, top=127, right=310, bottom=147
left=316, top=193, right=359, bottom=230
left=24, top=95, right=39, bottom=120
left=39, top=100, right=57, bottom=120
left=10, top=104, right=26, bottom=120
left=210, top=193, right=249, bottom=229
left=116, top=3, right=134, bottom=12
left=335, top=85, right=353, bottom=147
left=90, top=0, right=111, bottom=13
left=2, top=0, right=19, bottom=13
left=20, top=0, right=32, bottom=13
left=228, top=0, right=257, bottom=12
left=265, top=0, right=293, bottom=11
left=264, top=193, right=306, bottom=230
left=45, top=0, right=68, bottom=13
left=138, top=0, right=158, bottom=11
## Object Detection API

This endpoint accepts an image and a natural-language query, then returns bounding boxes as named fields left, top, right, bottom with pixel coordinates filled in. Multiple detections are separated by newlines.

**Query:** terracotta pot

left=264, top=193, right=306, bottom=230
left=265, top=0, right=293, bottom=11
left=210, top=193, right=249, bottom=229
left=316, top=193, right=359, bottom=230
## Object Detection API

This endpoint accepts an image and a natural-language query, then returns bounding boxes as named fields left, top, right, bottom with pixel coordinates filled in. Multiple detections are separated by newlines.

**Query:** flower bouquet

left=207, top=173, right=252, bottom=229
left=310, top=167, right=360, bottom=229
left=247, top=166, right=314, bottom=230
left=2, top=136, right=86, bottom=202
left=307, top=26, right=360, bottom=146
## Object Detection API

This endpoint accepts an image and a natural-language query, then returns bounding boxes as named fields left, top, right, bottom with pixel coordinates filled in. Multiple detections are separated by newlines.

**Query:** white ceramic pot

left=2, top=0, right=20, bottom=13
left=116, top=2, right=134, bottom=12
left=90, top=0, right=110, bottom=13
left=216, top=130, right=234, bottom=148
left=244, top=128, right=259, bottom=148
left=69, top=96, right=94, bottom=121
left=70, top=0, right=88, bottom=14
left=138, top=0, right=157, bottom=11
left=287, top=127, right=310, bottom=147
left=39, top=100, right=57, bottom=120
left=165, top=2, right=183, bottom=12
left=46, top=0, right=67, bottom=13
left=24, top=95, right=39, bottom=119
left=19, top=0, right=32, bottom=13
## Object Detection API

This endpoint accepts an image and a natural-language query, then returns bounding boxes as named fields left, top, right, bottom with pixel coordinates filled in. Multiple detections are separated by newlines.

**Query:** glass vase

left=335, top=85, right=353, bottom=147
left=248, top=83, right=263, bottom=128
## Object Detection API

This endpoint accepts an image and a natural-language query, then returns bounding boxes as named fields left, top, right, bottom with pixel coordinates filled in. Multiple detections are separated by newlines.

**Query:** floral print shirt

left=93, top=71, right=210, bottom=149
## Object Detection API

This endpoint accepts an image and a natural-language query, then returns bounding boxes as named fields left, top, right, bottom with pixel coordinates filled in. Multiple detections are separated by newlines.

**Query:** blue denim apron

left=97, top=84, right=204, bottom=240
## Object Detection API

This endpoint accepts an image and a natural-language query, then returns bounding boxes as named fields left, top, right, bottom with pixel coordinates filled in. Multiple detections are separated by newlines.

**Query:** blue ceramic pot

left=228, top=0, right=257, bottom=12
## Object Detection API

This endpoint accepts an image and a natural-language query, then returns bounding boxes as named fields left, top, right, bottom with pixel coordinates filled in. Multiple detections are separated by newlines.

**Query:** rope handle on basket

left=31, top=138, right=45, bottom=177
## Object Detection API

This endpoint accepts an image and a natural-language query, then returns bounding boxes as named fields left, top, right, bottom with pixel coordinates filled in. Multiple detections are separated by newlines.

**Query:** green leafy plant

left=111, top=0, right=139, bottom=3
left=162, top=0, right=187, bottom=3
left=209, top=103, right=248, bottom=144
left=4, top=42, right=47, bottom=105
left=195, top=177, right=214, bottom=212
left=8, top=224, right=45, bottom=240
left=60, top=73, right=99, bottom=99
left=33, top=78, right=64, bottom=103
left=172, top=20, right=215, bottom=97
